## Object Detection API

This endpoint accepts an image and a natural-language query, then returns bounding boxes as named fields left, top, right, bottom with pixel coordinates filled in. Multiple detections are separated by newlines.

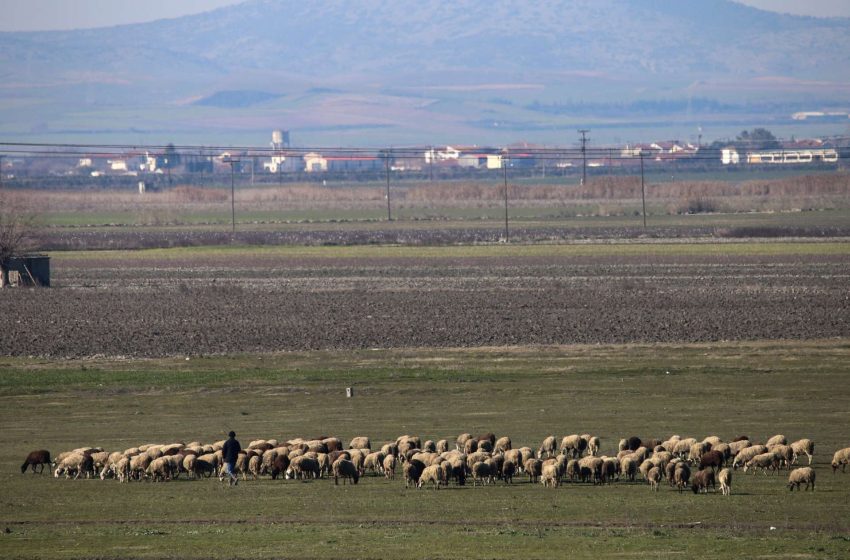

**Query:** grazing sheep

left=538, top=436, right=557, bottom=459
left=566, top=459, right=580, bottom=481
left=456, top=433, right=473, bottom=452
left=790, top=439, right=815, bottom=465
left=639, top=459, right=654, bottom=481
left=787, top=467, right=816, bottom=491
left=147, top=457, right=173, bottom=482
left=436, top=440, right=449, bottom=454
left=54, top=453, right=94, bottom=479
left=665, top=457, right=682, bottom=484
left=560, top=435, right=587, bottom=458
left=587, top=436, right=601, bottom=457
left=323, top=437, right=343, bottom=452
left=518, top=447, right=535, bottom=466
left=524, top=458, right=543, bottom=484
left=477, top=433, right=496, bottom=447
left=744, top=452, right=779, bottom=475
left=831, top=448, right=850, bottom=473
left=288, top=456, right=320, bottom=480
left=21, top=450, right=51, bottom=474
left=600, top=458, right=618, bottom=484
left=772, top=445, right=794, bottom=470
left=192, top=458, right=215, bottom=479
left=471, top=461, right=492, bottom=486
left=502, top=460, right=516, bottom=484
left=332, top=459, right=360, bottom=485
left=674, top=463, right=691, bottom=492
left=732, top=445, right=767, bottom=470
left=114, top=456, right=131, bottom=483
left=673, top=438, right=697, bottom=458
left=691, top=469, right=716, bottom=494
left=718, top=468, right=733, bottom=496
left=540, top=463, right=560, bottom=488
left=476, top=440, right=494, bottom=454
left=504, top=449, right=523, bottom=469
left=363, top=452, right=386, bottom=476
left=422, top=440, right=437, bottom=453
left=766, top=434, right=787, bottom=448
left=625, top=436, right=643, bottom=452
left=248, top=455, right=262, bottom=480
left=349, top=436, right=371, bottom=450
left=688, top=442, right=711, bottom=464
left=494, top=436, right=512, bottom=454
left=463, top=439, right=478, bottom=455
left=382, top=454, right=397, bottom=480
left=403, top=461, right=422, bottom=488
left=702, top=436, right=722, bottom=447
left=578, top=456, right=603, bottom=484
left=620, top=456, right=637, bottom=482
left=488, top=454, right=505, bottom=480
left=418, top=464, right=443, bottom=490
left=647, top=467, right=662, bottom=491
left=270, top=455, right=291, bottom=480
left=699, top=450, right=725, bottom=472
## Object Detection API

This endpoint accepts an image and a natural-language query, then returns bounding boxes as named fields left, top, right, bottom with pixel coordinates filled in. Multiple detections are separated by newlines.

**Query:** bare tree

left=0, top=192, right=37, bottom=288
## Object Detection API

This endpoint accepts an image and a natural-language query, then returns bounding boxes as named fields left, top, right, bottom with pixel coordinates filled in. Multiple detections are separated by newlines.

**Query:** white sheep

left=766, top=434, right=787, bottom=448
left=744, top=452, right=779, bottom=475
left=787, top=467, right=815, bottom=491
left=417, top=464, right=443, bottom=490
left=790, top=439, right=814, bottom=465
left=831, top=447, right=850, bottom=473
left=718, top=467, right=732, bottom=495
left=538, top=436, right=557, bottom=459
left=540, top=463, right=559, bottom=488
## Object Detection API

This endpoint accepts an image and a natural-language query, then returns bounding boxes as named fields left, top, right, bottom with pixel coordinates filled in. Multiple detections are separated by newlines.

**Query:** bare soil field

left=2, top=245, right=848, bottom=358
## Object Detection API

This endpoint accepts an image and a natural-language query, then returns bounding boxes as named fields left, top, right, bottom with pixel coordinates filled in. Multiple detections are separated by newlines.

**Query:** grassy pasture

left=2, top=341, right=850, bottom=558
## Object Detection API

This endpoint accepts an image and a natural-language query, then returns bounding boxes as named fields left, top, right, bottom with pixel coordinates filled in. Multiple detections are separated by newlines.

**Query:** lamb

left=790, top=439, right=815, bottom=465
left=830, top=447, right=850, bottom=473
left=21, top=450, right=51, bottom=474
left=417, top=464, right=443, bottom=489
left=787, top=467, right=815, bottom=491
left=383, top=454, right=397, bottom=479
left=349, top=436, right=371, bottom=450
left=540, top=463, right=560, bottom=488
left=560, top=434, right=587, bottom=458
left=647, top=466, right=661, bottom=491
left=333, top=459, right=360, bottom=485
left=691, top=469, right=716, bottom=494
left=718, top=467, right=733, bottom=496
left=538, top=436, right=557, bottom=459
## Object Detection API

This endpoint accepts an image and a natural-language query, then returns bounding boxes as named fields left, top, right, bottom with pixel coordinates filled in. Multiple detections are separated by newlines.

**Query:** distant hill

left=1, top=0, right=848, bottom=145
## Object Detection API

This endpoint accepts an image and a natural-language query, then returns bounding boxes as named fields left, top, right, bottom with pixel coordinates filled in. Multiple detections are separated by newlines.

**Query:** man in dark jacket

left=222, top=431, right=241, bottom=486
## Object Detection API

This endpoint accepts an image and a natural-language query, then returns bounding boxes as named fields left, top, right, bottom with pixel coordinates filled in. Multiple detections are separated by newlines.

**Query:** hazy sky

left=1, top=0, right=849, bottom=31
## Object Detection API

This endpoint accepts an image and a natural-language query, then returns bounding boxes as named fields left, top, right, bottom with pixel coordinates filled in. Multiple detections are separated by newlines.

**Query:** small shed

left=5, top=255, right=50, bottom=287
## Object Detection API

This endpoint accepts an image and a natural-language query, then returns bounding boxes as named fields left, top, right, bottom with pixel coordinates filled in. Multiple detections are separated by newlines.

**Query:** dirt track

left=2, top=251, right=848, bottom=358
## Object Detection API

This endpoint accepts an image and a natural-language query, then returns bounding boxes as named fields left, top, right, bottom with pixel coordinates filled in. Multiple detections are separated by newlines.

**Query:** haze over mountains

left=1, top=0, right=849, bottom=146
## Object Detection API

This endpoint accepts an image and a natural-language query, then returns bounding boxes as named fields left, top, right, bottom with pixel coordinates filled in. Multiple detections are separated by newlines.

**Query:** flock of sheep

left=22, top=432, right=850, bottom=494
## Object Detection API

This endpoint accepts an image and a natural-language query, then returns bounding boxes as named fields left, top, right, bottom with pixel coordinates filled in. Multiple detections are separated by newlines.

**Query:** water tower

left=271, top=129, right=290, bottom=150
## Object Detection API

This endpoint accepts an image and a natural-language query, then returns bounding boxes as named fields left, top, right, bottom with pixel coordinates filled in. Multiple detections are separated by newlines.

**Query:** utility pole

left=428, top=146, right=434, bottom=182
left=385, top=151, right=392, bottom=221
left=503, top=157, right=509, bottom=242
left=578, top=129, right=590, bottom=186
left=228, top=158, right=240, bottom=233
left=640, top=151, right=647, bottom=229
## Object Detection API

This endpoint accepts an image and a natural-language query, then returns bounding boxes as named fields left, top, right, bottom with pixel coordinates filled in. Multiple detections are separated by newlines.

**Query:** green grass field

left=2, top=341, right=849, bottom=558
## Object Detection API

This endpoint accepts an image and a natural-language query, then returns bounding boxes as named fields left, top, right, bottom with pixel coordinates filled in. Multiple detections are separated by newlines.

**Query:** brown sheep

left=691, top=469, right=716, bottom=494
left=21, top=450, right=51, bottom=474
